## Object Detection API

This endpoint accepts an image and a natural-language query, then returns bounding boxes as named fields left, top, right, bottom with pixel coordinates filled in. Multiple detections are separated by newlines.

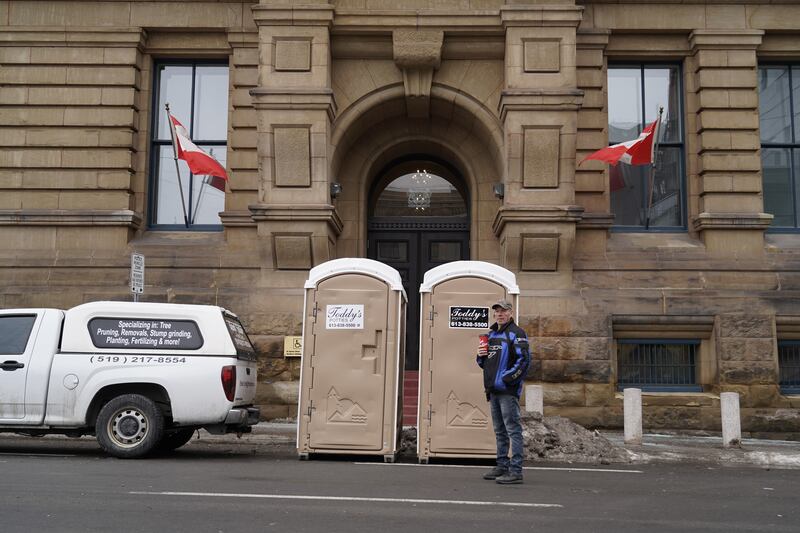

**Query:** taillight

left=221, top=365, right=236, bottom=402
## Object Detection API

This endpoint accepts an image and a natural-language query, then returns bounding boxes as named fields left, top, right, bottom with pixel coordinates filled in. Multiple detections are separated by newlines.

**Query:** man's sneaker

left=496, top=472, right=523, bottom=484
left=482, top=466, right=508, bottom=480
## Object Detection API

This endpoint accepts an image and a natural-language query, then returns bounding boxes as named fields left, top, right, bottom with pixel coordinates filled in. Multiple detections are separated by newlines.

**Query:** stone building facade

left=2, top=0, right=800, bottom=433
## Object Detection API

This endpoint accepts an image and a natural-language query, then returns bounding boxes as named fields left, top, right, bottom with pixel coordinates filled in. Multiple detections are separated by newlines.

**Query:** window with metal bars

left=778, top=341, right=800, bottom=394
left=616, top=339, right=701, bottom=392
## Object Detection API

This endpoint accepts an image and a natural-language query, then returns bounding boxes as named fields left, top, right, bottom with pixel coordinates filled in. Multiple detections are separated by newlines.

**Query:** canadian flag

left=580, top=118, right=660, bottom=167
left=169, top=114, right=228, bottom=192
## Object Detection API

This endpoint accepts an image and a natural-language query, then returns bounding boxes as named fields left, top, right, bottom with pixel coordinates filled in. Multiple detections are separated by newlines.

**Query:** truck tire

left=155, top=428, right=196, bottom=453
left=95, top=394, right=164, bottom=459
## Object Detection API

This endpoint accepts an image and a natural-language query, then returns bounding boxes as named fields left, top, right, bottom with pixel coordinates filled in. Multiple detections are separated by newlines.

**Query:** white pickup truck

left=0, top=301, right=259, bottom=458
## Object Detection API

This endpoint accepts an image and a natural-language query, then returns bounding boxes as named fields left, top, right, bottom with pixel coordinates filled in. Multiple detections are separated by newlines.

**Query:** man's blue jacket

left=476, top=319, right=531, bottom=399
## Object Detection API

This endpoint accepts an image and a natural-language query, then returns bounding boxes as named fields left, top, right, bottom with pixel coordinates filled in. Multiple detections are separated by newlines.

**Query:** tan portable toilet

left=417, top=261, right=519, bottom=462
left=297, top=258, right=407, bottom=462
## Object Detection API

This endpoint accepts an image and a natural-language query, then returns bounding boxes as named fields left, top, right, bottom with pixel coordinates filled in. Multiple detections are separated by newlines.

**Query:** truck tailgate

left=235, top=358, right=258, bottom=405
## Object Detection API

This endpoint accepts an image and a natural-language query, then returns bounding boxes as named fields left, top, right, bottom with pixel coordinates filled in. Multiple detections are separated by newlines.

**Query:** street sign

left=131, top=253, right=144, bottom=296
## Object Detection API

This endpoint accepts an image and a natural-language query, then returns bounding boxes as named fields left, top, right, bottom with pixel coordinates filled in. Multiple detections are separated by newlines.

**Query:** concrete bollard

left=524, top=384, right=543, bottom=415
left=720, top=392, right=742, bottom=448
left=623, top=388, right=642, bottom=445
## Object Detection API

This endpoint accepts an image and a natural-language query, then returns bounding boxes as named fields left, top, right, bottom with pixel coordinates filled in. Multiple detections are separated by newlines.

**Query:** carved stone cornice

left=0, top=27, right=146, bottom=48
left=492, top=205, right=584, bottom=237
left=692, top=212, right=774, bottom=231
left=0, top=209, right=141, bottom=228
left=499, top=89, right=584, bottom=121
left=500, top=5, right=584, bottom=28
left=219, top=210, right=256, bottom=227
left=392, top=30, right=444, bottom=119
left=251, top=3, right=335, bottom=27
left=249, top=88, right=337, bottom=121
left=689, top=29, right=764, bottom=52
left=576, top=212, right=615, bottom=229
left=249, top=203, right=343, bottom=236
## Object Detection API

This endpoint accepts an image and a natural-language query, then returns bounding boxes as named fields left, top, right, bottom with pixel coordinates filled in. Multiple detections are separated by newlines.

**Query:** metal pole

left=165, top=103, right=190, bottom=228
left=644, top=106, right=664, bottom=230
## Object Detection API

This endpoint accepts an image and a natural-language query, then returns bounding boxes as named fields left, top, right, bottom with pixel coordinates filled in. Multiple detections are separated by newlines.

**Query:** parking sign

left=131, top=253, right=144, bottom=295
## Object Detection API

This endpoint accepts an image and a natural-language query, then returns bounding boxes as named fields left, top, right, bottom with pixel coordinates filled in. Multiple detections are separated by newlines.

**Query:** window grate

left=617, top=340, right=700, bottom=392
left=779, top=341, right=800, bottom=394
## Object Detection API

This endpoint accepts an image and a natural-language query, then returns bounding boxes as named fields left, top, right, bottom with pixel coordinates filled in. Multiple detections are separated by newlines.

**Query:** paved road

left=0, top=437, right=798, bottom=533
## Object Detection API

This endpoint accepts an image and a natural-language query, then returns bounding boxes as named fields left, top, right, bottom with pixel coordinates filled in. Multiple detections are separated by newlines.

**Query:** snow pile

left=521, top=412, right=629, bottom=464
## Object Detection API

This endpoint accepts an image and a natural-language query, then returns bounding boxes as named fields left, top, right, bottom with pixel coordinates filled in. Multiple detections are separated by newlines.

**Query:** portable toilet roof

left=419, top=261, right=519, bottom=294
left=305, top=258, right=406, bottom=298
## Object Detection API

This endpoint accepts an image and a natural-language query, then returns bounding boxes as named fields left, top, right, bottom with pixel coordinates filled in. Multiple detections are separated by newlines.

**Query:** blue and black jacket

left=476, top=319, right=531, bottom=399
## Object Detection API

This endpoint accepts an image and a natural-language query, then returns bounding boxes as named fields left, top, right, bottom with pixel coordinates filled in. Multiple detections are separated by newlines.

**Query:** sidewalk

left=3, top=422, right=800, bottom=468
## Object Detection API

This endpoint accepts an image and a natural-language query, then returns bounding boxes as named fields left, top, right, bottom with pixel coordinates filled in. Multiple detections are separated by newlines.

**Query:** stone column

left=494, top=2, right=585, bottom=289
left=249, top=1, right=341, bottom=273
left=688, top=30, right=772, bottom=256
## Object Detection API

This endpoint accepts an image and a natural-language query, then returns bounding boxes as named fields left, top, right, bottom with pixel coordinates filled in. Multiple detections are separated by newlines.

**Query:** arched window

left=373, top=171, right=467, bottom=218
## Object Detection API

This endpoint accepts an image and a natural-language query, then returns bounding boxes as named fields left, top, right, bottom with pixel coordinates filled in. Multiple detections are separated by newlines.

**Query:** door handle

left=0, top=360, right=24, bottom=371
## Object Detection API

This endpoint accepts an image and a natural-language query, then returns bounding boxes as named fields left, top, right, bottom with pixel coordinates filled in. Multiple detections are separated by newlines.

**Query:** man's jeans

left=489, top=393, right=524, bottom=475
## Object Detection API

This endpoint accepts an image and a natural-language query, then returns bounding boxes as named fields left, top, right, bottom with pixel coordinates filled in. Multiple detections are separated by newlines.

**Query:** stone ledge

left=219, top=210, right=257, bottom=227
left=251, top=4, right=335, bottom=27
left=0, top=27, right=145, bottom=47
left=499, top=89, right=585, bottom=119
left=576, top=212, right=614, bottom=229
left=500, top=5, right=584, bottom=28
left=249, top=203, right=343, bottom=236
left=492, top=205, right=584, bottom=236
left=0, top=209, right=141, bottom=228
left=250, top=88, right=337, bottom=121
left=689, top=29, right=764, bottom=51
left=693, top=212, right=774, bottom=231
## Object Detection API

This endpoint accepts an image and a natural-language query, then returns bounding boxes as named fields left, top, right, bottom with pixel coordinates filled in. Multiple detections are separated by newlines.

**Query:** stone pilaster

left=249, top=1, right=340, bottom=271
left=495, top=2, right=584, bottom=287
left=574, top=29, right=613, bottom=254
left=688, top=30, right=772, bottom=256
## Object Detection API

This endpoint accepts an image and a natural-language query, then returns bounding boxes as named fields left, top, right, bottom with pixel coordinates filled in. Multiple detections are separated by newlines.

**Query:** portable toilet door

left=417, top=261, right=519, bottom=462
left=297, top=258, right=407, bottom=461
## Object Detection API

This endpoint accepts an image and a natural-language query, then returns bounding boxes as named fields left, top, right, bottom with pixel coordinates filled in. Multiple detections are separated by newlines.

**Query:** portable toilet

left=417, top=261, right=519, bottom=462
left=297, top=258, right=407, bottom=462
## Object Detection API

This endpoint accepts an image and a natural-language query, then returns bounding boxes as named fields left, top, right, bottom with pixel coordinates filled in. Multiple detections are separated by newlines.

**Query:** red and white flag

left=169, top=114, right=228, bottom=192
left=580, top=118, right=660, bottom=167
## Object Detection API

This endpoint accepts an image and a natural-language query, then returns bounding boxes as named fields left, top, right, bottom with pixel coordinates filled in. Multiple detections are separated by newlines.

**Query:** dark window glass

left=429, top=241, right=461, bottom=263
left=608, top=65, right=685, bottom=230
left=0, top=315, right=36, bottom=355
left=377, top=242, right=408, bottom=262
left=374, top=172, right=467, bottom=217
left=617, top=340, right=700, bottom=392
left=88, top=318, right=204, bottom=350
left=759, top=65, right=800, bottom=229
left=150, top=62, right=229, bottom=229
left=778, top=341, right=800, bottom=393
left=224, top=314, right=257, bottom=360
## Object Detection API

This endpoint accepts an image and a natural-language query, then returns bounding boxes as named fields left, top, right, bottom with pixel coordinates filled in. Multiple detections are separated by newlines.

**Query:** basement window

left=612, top=315, right=715, bottom=393
left=617, top=339, right=701, bottom=392
left=778, top=341, right=800, bottom=395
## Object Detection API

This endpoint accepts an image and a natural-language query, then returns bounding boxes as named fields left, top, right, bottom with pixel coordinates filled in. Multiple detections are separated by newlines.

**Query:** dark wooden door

left=368, top=228, right=468, bottom=370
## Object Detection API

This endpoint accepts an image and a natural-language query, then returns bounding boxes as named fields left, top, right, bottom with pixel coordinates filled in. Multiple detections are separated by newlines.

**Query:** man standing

left=477, top=299, right=530, bottom=484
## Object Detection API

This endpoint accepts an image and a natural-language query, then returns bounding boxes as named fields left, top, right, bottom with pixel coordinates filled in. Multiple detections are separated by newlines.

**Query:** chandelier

left=407, top=169, right=431, bottom=211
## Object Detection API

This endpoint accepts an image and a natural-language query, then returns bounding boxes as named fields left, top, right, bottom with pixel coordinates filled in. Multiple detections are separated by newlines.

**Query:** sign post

left=130, top=253, right=144, bottom=302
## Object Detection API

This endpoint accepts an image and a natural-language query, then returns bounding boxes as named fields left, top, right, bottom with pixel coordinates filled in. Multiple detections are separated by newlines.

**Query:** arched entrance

left=367, top=156, right=470, bottom=371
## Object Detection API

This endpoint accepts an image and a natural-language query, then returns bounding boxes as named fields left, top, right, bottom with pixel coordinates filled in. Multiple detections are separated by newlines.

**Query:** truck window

left=0, top=315, right=36, bottom=355
left=223, top=314, right=257, bottom=360
left=88, top=318, right=204, bottom=350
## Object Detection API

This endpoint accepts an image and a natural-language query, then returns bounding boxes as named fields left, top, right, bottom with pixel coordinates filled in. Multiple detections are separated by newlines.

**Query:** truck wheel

left=155, top=428, right=196, bottom=453
left=96, top=394, right=164, bottom=459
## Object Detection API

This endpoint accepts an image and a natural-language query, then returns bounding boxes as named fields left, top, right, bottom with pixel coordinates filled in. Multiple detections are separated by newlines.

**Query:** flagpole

left=191, top=177, right=208, bottom=225
left=165, top=103, right=190, bottom=228
left=644, top=106, right=664, bottom=230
